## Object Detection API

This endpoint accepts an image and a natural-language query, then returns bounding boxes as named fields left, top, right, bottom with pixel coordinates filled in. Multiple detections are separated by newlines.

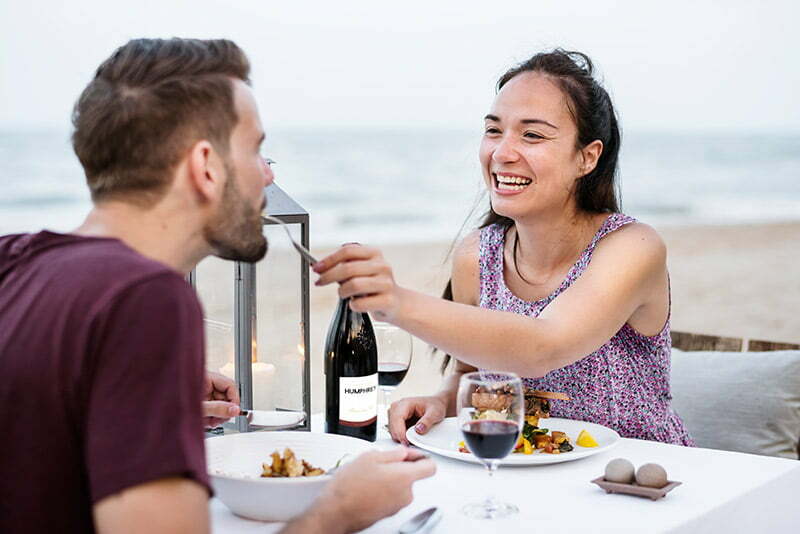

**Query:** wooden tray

left=591, top=477, right=682, bottom=501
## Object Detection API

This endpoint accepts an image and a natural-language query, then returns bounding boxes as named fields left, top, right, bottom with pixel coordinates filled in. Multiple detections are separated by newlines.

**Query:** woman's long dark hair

left=438, top=49, right=622, bottom=373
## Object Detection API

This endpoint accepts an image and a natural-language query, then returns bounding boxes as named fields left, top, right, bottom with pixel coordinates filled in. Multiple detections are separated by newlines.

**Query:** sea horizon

left=1, top=127, right=799, bottom=246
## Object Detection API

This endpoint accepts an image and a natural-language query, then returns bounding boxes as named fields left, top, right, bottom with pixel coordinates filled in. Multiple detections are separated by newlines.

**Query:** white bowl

left=206, top=431, right=374, bottom=522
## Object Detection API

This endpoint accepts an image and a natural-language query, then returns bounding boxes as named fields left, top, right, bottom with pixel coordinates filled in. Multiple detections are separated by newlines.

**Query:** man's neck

left=73, top=201, right=208, bottom=275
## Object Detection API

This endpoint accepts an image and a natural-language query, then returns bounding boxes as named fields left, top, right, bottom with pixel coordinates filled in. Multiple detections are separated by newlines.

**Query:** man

left=0, top=38, right=434, bottom=533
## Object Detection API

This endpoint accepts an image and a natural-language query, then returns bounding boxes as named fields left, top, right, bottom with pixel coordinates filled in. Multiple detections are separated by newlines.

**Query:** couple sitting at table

left=0, top=36, right=691, bottom=534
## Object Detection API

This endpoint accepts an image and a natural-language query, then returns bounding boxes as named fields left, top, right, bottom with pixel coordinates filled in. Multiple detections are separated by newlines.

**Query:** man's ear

left=578, top=139, right=603, bottom=178
left=187, top=140, right=225, bottom=204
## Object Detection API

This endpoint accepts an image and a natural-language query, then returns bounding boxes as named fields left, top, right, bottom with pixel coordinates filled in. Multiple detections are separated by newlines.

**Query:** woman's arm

left=315, top=223, right=668, bottom=378
left=385, top=233, right=479, bottom=442
left=438, top=230, right=481, bottom=411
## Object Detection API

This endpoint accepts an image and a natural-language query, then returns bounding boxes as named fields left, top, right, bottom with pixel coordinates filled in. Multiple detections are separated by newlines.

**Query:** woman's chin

left=490, top=193, right=531, bottom=220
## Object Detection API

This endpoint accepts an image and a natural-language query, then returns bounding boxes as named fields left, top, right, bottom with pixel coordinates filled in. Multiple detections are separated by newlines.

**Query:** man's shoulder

left=60, top=237, right=193, bottom=310
left=20, top=230, right=176, bottom=278
left=1, top=231, right=192, bottom=312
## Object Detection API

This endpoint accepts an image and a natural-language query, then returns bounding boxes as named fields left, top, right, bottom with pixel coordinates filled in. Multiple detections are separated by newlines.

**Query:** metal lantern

left=191, top=184, right=310, bottom=433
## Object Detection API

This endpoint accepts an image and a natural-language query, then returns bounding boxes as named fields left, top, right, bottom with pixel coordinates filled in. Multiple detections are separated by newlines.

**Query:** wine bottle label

left=339, top=373, right=378, bottom=427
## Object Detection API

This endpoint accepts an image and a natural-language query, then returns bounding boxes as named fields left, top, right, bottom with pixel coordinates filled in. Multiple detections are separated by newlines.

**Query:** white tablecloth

left=211, top=418, right=800, bottom=533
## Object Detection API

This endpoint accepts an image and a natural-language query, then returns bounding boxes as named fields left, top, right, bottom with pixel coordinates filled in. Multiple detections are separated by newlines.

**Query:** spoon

left=398, top=507, right=441, bottom=534
left=262, top=214, right=318, bottom=264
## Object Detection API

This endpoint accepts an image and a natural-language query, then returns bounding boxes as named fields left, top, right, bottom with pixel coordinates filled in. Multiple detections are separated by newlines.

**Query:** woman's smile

left=492, top=171, right=534, bottom=196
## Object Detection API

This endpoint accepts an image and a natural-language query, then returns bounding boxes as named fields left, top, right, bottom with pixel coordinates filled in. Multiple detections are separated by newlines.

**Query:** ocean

left=1, top=128, right=798, bottom=246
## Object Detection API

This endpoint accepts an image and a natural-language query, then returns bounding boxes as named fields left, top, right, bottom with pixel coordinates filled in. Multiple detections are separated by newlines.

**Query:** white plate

left=243, top=410, right=306, bottom=430
left=407, top=417, right=619, bottom=466
left=222, top=410, right=305, bottom=432
left=207, top=431, right=374, bottom=522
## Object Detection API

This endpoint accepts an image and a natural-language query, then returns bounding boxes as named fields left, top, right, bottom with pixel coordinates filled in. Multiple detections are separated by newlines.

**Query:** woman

left=315, top=49, right=693, bottom=446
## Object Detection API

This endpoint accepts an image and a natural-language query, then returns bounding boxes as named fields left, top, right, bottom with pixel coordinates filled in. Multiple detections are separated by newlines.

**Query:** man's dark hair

left=71, top=38, right=251, bottom=204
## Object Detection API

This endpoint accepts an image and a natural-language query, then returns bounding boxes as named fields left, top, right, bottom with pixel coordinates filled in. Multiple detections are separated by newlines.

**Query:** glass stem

left=379, top=387, right=394, bottom=428
left=484, top=460, right=500, bottom=517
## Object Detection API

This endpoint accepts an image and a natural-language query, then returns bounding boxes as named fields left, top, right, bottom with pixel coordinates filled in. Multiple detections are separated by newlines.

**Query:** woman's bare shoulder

left=453, top=229, right=480, bottom=263
left=589, top=220, right=667, bottom=285
left=600, top=220, right=666, bottom=261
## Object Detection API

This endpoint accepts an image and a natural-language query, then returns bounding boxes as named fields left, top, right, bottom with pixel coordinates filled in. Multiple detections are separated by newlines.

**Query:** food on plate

left=517, top=389, right=574, bottom=454
left=576, top=429, right=599, bottom=448
left=461, top=388, right=574, bottom=455
left=471, top=389, right=513, bottom=412
left=474, top=409, right=507, bottom=421
left=459, top=426, right=574, bottom=455
left=260, top=448, right=326, bottom=477
left=523, top=389, right=571, bottom=427
left=519, top=422, right=574, bottom=454
left=604, top=458, right=636, bottom=483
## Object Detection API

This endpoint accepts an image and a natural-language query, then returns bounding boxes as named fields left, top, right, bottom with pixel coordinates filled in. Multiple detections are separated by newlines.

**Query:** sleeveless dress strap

left=584, top=213, right=637, bottom=260
left=479, top=214, right=637, bottom=308
left=478, top=224, right=506, bottom=301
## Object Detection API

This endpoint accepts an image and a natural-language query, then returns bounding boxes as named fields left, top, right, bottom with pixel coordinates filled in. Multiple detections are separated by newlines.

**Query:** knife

left=398, top=507, right=441, bottom=534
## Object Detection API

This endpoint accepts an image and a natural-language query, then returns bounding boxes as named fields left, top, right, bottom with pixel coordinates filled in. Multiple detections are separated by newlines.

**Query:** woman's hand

left=313, top=244, right=403, bottom=321
left=387, top=395, right=448, bottom=445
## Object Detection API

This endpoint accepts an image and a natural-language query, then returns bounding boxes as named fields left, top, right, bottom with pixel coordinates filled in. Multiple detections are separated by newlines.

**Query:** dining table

left=210, top=415, right=800, bottom=533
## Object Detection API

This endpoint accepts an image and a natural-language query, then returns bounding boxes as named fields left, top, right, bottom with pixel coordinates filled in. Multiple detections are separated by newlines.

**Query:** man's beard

left=204, top=167, right=268, bottom=263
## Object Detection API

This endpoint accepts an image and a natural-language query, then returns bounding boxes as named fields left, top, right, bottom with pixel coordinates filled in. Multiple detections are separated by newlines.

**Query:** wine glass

left=457, top=371, right=524, bottom=519
left=373, top=322, right=413, bottom=412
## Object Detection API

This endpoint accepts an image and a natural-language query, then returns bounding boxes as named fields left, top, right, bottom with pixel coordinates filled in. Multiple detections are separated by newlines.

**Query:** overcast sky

left=1, top=0, right=798, bottom=133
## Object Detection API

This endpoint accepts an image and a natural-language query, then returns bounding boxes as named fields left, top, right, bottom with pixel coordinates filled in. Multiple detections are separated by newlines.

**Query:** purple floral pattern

left=479, top=213, right=694, bottom=445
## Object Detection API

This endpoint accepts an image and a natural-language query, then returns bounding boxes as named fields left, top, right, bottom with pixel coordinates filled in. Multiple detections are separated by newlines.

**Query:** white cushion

left=670, top=348, right=800, bottom=459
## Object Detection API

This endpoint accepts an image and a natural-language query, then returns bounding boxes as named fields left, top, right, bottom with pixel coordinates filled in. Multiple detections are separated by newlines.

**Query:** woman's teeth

left=495, top=174, right=532, bottom=191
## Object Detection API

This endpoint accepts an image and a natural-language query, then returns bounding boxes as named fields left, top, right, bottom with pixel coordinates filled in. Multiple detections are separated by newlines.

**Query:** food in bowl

left=261, top=448, right=326, bottom=477
left=206, top=431, right=374, bottom=522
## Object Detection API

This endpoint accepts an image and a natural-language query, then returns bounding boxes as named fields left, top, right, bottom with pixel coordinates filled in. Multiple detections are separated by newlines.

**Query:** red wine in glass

left=457, top=371, right=523, bottom=519
left=461, top=420, right=519, bottom=459
left=374, top=323, right=413, bottom=414
left=378, top=362, right=409, bottom=387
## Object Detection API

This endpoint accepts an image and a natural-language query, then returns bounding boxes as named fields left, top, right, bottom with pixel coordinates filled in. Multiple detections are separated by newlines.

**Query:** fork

left=326, top=452, right=430, bottom=476
left=262, top=215, right=318, bottom=264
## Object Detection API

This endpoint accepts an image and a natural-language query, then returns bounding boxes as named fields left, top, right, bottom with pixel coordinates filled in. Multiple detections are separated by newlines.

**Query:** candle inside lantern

left=275, top=344, right=305, bottom=411
left=252, top=362, right=276, bottom=410
left=219, top=361, right=234, bottom=380
left=219, top=361, right=276, bottom=410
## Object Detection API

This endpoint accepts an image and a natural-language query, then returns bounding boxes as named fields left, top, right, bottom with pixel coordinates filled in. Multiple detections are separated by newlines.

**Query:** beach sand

left=197, top=221, right=800, bottom=414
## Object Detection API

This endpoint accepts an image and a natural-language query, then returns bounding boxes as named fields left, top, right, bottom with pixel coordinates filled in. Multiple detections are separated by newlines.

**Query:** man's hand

left=203, top=371, right=240, bottom=428
left=280, top=448, right=436, bottom=534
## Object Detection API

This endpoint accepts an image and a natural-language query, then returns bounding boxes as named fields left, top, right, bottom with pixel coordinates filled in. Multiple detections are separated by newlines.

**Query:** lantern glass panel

left=193, top=256, right=235, bottom=377
left=256, top=223, right=305, bottom=412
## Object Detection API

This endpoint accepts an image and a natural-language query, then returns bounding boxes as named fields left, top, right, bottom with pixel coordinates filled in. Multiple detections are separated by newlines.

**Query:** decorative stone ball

left=604, top=458, right=635, bottom=484
left=636, top=463, right=668, bottom=488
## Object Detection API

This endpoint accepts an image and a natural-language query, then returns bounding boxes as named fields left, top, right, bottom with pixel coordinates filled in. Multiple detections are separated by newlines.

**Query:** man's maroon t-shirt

left=0, top=231, right=210, bottom=533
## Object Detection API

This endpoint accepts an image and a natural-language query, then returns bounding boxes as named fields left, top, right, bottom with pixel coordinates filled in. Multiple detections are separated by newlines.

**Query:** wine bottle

left=325, top=297, right=378, bottom=441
